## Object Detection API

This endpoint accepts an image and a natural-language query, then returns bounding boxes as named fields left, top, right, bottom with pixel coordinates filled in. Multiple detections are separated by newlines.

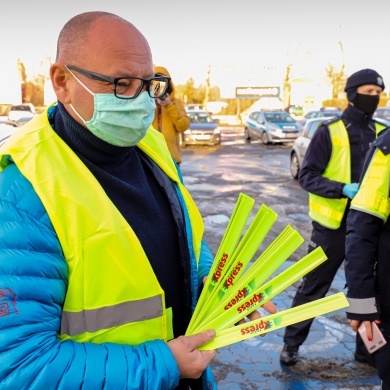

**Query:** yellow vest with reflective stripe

left=351, top=148, right=390, bottom=222
left=0, top=107, right=204, bottom=344
left=308, top=121, right=386, bottom=229
left=308, top=120, right=350, bottom=229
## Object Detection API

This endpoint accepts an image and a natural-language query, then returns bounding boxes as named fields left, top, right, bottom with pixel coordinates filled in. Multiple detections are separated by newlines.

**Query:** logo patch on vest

left=0, top=288, right=19, bottom=317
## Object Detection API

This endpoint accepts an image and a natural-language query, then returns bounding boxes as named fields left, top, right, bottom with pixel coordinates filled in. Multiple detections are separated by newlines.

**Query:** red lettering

left=236, top=293, right=263, bottom=314
left=223, top=262, right=244, bottom=288
left=224, top=288, right=248, bottom=310
left=212, top=253, right=229, bottom=282
left=240, top=320, right=273, bottom=336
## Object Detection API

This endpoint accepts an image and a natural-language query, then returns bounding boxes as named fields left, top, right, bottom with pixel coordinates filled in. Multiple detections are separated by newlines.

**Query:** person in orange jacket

left=153, top=66, right=190, bottom=164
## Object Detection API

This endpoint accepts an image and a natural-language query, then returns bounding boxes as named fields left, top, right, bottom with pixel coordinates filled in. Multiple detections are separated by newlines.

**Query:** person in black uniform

left=280, top=68, right=386, bottom=366
left=345, top=126, right=390, bottom=389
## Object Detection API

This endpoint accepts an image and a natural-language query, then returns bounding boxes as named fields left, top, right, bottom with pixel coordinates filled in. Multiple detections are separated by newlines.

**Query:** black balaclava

left=344, top=68, right=385, bottom=114
left=352, top=93, right=380, bottom=114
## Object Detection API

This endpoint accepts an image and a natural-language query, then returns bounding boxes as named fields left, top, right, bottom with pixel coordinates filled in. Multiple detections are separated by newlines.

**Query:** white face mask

left=68, top=69, right=156, bottom=147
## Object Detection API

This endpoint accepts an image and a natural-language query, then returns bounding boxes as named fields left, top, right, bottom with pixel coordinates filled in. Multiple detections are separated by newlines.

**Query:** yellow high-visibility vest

left=308, top=120, right=386, bottom=229
left=0, top=106, right=204, bottom=344
left=308, top=120, right=350, bottom=229
left=351, top=147, right=390, bottom=222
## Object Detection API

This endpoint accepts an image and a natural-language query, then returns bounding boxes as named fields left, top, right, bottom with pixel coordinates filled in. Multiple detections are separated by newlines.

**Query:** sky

left=2, top=0, right=390, bottom=100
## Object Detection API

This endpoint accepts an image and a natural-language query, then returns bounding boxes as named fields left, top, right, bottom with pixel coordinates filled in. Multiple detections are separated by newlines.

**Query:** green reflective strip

left=61, top=295, right=163, bottom=336
left=198, top=292, right=349, bottom=350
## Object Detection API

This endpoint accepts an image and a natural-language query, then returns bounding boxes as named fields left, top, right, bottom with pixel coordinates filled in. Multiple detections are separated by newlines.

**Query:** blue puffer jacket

left=0, top=162, right=216, bottom=389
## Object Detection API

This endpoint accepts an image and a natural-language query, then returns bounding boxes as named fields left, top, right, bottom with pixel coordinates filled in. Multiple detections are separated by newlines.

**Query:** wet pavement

left=180, top=128, right=381, bottom=389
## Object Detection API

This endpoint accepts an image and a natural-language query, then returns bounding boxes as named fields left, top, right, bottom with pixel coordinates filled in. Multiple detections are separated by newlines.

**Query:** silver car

left=180, top=110, right=221, bottom=146
left=290, top=117, right=327, bottom=179
left=245, top=110, right=302, bottom=144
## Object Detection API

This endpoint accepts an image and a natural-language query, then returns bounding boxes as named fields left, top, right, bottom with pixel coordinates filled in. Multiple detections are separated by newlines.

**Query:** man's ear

left=50, top=63, right=71, bottom=104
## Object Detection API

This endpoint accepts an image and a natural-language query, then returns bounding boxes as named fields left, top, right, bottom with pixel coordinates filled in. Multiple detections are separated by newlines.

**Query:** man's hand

left=349, top=319, right=378, bottom=340
left=168, top=330, right=217, bottom=379
left=156, top=95, right=171, bottom=106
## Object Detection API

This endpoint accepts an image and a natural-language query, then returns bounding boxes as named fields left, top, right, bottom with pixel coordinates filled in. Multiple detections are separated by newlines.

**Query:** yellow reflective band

left=198, top=293, right=349, bottom=350
left=309, top=199, right=345, bottom=220
left=192, top=246, right=327, bottom=333
left=188, top=225, right=305, bottom=334
left=187, top=193, right=254, bottom=333
left=187, top=202, right=277, bottom=334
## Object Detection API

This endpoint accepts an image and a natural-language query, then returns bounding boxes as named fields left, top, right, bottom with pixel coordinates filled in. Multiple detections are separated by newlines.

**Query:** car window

left=376, top=109, right=390, bottom=120
left=306, top=112, right=315, bottom=119
left=306, top=121, right=322, bottom=139
left=10, top=105, right=32, bottom=112
left=190, top=112, right=213, bottom=123
left=265, top=112, right=295, bottom=123
left=323, top=111, right=339, bottom=118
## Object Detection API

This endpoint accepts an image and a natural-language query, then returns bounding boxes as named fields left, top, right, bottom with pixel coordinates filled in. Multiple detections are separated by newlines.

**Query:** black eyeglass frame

left=66, top=65, right=171, bottom=100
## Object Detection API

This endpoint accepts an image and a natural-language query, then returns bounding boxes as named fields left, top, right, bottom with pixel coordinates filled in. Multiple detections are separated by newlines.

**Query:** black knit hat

left=344, top=69, right=385, bottom=102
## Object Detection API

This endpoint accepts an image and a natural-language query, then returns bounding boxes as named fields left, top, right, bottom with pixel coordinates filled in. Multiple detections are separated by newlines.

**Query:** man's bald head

left=51, top=11, right=154, bottom=126
left=55, top=11, right=151, bottom=67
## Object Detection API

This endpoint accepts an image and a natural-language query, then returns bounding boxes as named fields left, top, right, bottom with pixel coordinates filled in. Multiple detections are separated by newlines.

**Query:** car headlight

left=268, top=125, right=281, bottom=132
left=213, top=127, right=221, bottom=134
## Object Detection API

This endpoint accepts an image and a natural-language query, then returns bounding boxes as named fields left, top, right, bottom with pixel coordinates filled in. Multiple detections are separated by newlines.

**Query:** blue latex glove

left=342, top=183, right=359, bottom=199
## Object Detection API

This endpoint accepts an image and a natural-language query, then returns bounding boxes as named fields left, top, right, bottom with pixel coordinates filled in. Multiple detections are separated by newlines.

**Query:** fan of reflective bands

left=186, top=193, right=349, bottom=350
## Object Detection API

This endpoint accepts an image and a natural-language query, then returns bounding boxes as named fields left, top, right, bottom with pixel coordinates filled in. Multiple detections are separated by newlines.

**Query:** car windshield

left=264, top=112, right=295, bottom=123
left=189, top=112, right=214, bottom=123
left=375, top=109, right=390, bottom=120
left=323, top=111, right=339, bottom=117
left=11, top=105, right=32, bottom=111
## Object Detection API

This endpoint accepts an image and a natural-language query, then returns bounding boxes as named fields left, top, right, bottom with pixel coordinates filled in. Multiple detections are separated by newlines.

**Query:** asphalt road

left=180, top=126, right=381, bottom=390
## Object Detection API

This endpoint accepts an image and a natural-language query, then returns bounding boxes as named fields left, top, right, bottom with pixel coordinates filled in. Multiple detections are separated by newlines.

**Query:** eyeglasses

left=66, top=65, right=171, bottom=100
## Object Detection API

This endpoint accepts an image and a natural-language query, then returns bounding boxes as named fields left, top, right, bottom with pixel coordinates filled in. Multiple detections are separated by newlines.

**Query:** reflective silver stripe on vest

left=346, top=297, right=377, bottom=315
left=60, top=295, right=163, bottom=336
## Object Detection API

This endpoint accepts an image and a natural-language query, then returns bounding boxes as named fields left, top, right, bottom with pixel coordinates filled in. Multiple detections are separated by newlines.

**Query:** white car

left=290, top=117, right=327, bottom=179
left=0, top=123, right=18, bottom=146
left=8, top=103, right=36, bottom=123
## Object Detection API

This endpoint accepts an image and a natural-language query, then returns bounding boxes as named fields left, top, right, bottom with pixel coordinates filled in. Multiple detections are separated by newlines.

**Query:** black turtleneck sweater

left=50, top=102, right=192, bottom=337
left=299, top=104, right=378, bottom=202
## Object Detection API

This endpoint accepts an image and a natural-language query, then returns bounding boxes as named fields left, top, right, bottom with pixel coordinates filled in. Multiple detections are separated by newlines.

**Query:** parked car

left=0, top=123, right=18, bottom=146
left=180, top=110, right=221, bottom=146
left=0, top=118, right=19, bottom=128
left=300, top=108, right=341, bottom=127
left=8, top=103, right=36, bottom=122
left=244, top=110, right=302, bottom=144
left=185, top=104, right=207, bottom=111
left=290, top=117, right=327, bottom=179
left=373, top=107, right=390, bottom=126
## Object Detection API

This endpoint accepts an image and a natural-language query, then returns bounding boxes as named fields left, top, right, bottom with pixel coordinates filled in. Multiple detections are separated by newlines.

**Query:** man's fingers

left=350, top=319, right=360, bottom=332
left=187, top=330, right=216, bottom=350
left=262, top=301, right=277, bottom=314
left=363, top=321, right=373, bottom=340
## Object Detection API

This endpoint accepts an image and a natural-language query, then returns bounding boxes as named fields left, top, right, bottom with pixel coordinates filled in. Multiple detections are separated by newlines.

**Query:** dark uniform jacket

left=345, top=127, right=390, bottom=322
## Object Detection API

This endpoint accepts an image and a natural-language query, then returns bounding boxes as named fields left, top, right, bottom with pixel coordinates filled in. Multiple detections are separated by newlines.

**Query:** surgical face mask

left=69, top=71, right=156, bottom=147
left=352, top=93, right=380, bottom=115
